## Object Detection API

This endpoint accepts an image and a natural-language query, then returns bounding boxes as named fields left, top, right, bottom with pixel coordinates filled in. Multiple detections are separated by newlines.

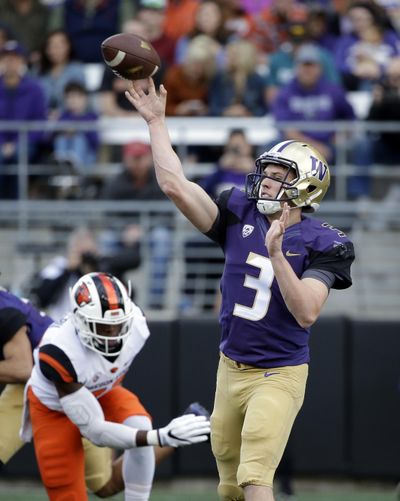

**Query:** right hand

left=125, top=77, right=167, bottom=125
left=157, top=414, right=211, bottom=448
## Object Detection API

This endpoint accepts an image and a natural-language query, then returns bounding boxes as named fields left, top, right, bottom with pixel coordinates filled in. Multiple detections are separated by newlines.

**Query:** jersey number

left=233, top=252, right=274, bottom=321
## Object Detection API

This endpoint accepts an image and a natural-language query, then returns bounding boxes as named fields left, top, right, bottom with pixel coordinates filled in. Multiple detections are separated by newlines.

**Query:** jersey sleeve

left=306, top=241, right=355, bottom=290
left=204, top=188, right=239, bottom=247
left=38, top=344, right=78, bottom=384
left=0, top=307, right=27, bottom=351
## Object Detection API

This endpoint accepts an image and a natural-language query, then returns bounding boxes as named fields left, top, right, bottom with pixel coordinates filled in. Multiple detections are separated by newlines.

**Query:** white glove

left=155, top=414, right=210, bottom=447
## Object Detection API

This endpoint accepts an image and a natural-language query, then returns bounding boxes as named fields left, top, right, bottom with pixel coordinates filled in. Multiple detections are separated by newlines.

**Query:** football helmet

left=70, top=272, right=134, bottom=356
left=245, top=140, right=331, bottom=215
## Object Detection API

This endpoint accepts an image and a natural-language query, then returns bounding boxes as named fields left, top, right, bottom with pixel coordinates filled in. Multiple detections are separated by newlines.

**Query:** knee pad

left=217, top=483, right=244, bottom=501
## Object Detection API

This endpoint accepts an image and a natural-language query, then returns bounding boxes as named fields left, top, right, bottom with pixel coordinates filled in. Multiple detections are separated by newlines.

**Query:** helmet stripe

left=92, top=273, right=123, bottom=315
left=274, top=140, right=297, bottom=153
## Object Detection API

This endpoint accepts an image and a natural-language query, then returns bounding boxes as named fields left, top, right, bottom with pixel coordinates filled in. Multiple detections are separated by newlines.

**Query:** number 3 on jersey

left=233, top=252, right=274, bottom=321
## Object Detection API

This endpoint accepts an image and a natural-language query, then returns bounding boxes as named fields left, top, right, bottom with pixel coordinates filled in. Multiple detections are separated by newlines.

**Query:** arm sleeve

left=0, top=308, right=27, bottom=352
left=306, top=242, right=355, bottom=290
left=60, top=386, right=139, bottom=449
left=301, top=269, right=336, bottom=290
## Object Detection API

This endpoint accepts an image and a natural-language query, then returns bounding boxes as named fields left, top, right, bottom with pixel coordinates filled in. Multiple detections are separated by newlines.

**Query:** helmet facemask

left=246, top=155, right=299, bottom=215
left=73, top=308, right=134, bottom=356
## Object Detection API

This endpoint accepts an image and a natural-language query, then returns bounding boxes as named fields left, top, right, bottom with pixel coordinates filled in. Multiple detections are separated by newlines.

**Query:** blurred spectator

left=349, top=56, right=400, bottom=199
left=217, top=0, right=252, bottom=42
left=200, top=128, right=254, bottom=197
left=240, top=0, right=266, bottom=15
left=0, top=22, right=11, bottom=51
left=327, top=0, right=354, bottom=37
left=35, top=29, right=86, bottom=119
left=136, top=0, right=176, bottom=75
left=164, top=35, right=217, bottom=116
left=367, top=55, right=400, bottom=165
left=28, top=226, right=141, bottom=320
left=209, top=39, right=268, bottom=117
left=98, top=19, right=152, bottom=118
left=266, top=23, right=340, bottom=105
left=52, top=82, right=99, bottom=173
left=307, top=6, right=338, bottom=54
left=0, top=0, right=50, bottom=65
left=271, top=43, right=356, bottom=163
left=28, top=227, right=99, bottom=320
left=164, top=0, right=199, bottom=41
left=335, top=1, right=400, bottom=91
left=245, top=0, right=309, bottom=55
left=48, top=0, right=122, bottom=63
left=0, top=40, right=47, bottom=199
left=174, top=0, right=228, bottom=67
left=101, top=141, right=165, bottom=201
left=101, top=141, right=170, bottom=309
left=379, top=0, right=400, bottom=32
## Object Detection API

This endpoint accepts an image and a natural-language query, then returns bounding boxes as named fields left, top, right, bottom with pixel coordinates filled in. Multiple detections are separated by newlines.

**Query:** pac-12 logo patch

left=242, top=225, right=254, bottom=238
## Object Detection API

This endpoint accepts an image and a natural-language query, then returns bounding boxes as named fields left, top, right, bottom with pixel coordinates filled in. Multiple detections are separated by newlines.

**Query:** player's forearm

left=270, top=253, right=320, bottom=328
left=60, top=386, right=149, bottom=448
left=0, top=358, right=32, bottom=383
left=148, top=118, right=185, bottom=193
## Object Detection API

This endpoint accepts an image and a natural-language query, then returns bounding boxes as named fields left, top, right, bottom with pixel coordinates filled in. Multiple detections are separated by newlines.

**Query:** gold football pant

left=211, top=353, right=308, bottom=501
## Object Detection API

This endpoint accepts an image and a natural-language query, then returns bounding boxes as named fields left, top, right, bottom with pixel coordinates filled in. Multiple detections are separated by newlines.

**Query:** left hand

left=157, top=414, right=211, bottom=448
left=265, top=202, right=289, bottom=257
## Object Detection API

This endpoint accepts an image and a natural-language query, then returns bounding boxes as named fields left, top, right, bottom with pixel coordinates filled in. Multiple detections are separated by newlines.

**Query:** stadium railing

left=1, top=117, right=400, bottom=200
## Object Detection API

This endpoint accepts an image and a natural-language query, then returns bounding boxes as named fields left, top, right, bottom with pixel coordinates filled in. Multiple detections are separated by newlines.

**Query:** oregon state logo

left=75, top=283, right=91, bottom=307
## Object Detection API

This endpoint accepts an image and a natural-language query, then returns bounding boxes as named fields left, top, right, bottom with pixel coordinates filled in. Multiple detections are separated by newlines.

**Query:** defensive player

left=0, top=286, right=151, bottom=496
left=0, top=286, right=209, bottom=496
left=19, top=272, right=210, bottom=501
left=125, top=78, right=355, bottom=501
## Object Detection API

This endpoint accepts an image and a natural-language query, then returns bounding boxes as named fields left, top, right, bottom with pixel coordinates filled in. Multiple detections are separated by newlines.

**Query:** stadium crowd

left=1, top=0, right=400, bottom=200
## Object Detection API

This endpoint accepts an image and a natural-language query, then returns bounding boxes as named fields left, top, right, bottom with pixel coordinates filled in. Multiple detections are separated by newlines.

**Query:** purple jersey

left=0, top=288, right=53, bottom=356
left=205, top=188, right=354, bottom=368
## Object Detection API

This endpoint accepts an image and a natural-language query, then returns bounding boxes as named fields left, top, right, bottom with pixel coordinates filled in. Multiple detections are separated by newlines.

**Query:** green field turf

left=0, top=482, right=397, bottom=501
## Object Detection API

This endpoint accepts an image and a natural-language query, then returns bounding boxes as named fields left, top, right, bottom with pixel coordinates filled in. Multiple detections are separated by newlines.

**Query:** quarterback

left=20, top=272, right=210, bottom=501
left=125, top=78, right=355, bottom=501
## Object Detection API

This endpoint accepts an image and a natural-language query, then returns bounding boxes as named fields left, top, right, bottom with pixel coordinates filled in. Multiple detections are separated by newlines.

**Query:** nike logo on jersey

left=242, top=225, right=254, bottom=238
left=264, top=372, right=279, bottom=378
left=286, top=250, right=301, bottom=257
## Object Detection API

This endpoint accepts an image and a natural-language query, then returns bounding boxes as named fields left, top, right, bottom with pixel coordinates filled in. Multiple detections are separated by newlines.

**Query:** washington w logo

left=310, top=155, right=328, bottom=180
left=242, top=225, right=254, bottom=238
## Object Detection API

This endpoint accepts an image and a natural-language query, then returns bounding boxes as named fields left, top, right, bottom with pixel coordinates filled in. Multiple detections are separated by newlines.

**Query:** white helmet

left=246, top=140, right=331, bottom=215
left=70, top=272, right=134, bottom=356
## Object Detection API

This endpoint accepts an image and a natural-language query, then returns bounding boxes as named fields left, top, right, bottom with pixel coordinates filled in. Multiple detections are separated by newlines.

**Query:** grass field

left=0, top=479, right=397, bottom=501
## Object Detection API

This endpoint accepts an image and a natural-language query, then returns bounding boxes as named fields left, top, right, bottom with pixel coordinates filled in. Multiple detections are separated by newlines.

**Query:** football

left=101, top=33, right=161, bottom=80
